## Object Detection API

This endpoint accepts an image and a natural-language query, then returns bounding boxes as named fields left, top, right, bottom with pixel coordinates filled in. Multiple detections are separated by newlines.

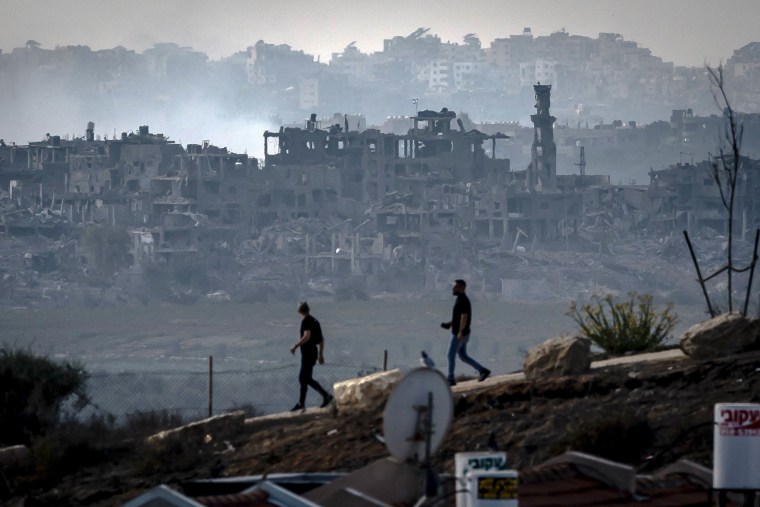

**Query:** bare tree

left=707, top=65, right=743, bottom=313
left=684, top=65, right=759, bottom=317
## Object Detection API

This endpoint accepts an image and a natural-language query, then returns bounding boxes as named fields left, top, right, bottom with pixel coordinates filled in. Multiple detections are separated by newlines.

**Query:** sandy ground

left=0, top=298, right=707, bottom=375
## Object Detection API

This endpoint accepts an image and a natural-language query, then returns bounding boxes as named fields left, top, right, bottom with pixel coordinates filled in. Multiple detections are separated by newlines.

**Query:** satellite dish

left=383, top=368, right=453, bottom=464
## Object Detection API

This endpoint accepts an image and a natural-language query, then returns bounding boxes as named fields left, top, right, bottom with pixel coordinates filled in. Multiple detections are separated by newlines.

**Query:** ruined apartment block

left=260, top=107, right=515, bottom=279
left=2, top=82, right=759, bottom=294
left=0, top=123, right=258, bottom=268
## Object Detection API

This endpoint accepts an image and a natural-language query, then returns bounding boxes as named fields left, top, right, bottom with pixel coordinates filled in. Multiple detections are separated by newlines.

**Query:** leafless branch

left=705, top=63, right=746, bottom=313
left=710, top=154, right=729, bottom=210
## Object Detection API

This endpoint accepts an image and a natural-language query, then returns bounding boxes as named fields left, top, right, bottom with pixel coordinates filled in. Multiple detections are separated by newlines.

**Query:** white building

left=452, top=60, right=483, bottom=91
left=418, top=58, right=451, bottom=93
left=329, top=43, right=374, bottom=83
left=520, top=59, right=557, bottom=87
left=299, top=78, right=319, bottom=110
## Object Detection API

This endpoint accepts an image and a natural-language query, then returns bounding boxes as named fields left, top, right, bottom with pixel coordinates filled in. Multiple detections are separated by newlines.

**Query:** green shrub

left=29, top=414, right=115, bottom=480
left=28, top=410, right=186, bottom=478
left=0, top=347, right=89, bottom=445
left=567, top=292, right=677, bottom=355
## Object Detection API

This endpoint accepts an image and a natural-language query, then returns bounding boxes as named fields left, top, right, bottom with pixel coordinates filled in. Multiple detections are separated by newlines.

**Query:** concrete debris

left=206, top=290, right=231, bottom=302
left=333, top=369, right=403, bottom=412
left=679, top=313, right=760, bottom=360
left=523, top=336, right=591, bottom=379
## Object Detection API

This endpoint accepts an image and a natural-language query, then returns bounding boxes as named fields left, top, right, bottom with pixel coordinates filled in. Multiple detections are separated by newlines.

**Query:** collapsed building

left=0, top=126, right=258, bottom=265
left=261, top=108, right=516, bottom=281
left=1, top=84, right=758, bottom=301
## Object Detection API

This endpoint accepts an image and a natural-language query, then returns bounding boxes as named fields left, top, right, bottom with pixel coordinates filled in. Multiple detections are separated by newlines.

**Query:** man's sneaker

left=448, top=378, right=457, bottom=386
left=320, top=394, right=334, bottom=408
left=478, top=369, right=491, bottom=382
left=291, top=402, right=304, bottom=412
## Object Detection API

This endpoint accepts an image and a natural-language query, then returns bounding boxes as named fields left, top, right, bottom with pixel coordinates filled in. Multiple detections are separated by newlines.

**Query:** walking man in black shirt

left=290, top=301, right=333, bottom=410
left=441, top=279, right=491, bottom=386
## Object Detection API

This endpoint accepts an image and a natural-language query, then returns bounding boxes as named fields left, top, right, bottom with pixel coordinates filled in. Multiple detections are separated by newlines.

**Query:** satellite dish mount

left=383, top=368, right=454, bottom=499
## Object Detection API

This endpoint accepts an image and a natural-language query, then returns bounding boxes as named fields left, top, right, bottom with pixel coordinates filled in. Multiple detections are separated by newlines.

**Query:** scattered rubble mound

left=0, top=213, right=734, bottom=310
left=7, top=351, right=760, bottom=506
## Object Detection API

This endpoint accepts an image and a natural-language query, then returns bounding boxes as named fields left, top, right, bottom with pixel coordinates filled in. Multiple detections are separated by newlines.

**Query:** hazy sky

left=1, top=0, right=757, bottom=66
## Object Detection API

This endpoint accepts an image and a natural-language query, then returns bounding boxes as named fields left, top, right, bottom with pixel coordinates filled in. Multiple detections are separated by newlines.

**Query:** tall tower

left=530, top=84, right=557, bottom=192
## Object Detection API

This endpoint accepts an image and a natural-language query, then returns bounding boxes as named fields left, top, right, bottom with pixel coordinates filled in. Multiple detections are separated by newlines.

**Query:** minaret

left=530, top=84, right=557, bottom=192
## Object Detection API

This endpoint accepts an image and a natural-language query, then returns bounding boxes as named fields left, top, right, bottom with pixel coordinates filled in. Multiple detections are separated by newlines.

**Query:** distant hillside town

left=1, top=30, right=759, bottom=138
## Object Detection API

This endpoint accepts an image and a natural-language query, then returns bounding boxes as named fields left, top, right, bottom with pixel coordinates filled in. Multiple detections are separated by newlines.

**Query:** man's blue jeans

left=447, top=333, right=485, bottom=381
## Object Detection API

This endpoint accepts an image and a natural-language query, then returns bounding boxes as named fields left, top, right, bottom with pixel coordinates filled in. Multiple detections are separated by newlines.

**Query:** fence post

left=383, top=350, right=388, bottom=371
left=741, top=229, right=759, bottom=317
left=683, top=230, right=716, bottom=317
left=208, top=355, right=213, bottom=418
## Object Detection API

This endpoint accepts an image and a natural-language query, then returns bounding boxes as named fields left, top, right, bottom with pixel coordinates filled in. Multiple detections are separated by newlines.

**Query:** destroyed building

left=1, top=83, right=758, bottom=303
left=0, top=124, right=257, bottom=271
left=249, top=85, right=758, bottom=294
left=260, top=107, right=516, bottom=284
left=648, top=158, right=760, bottom=236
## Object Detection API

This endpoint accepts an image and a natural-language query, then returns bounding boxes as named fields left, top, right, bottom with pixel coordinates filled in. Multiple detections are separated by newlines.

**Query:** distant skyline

left=1, top=0, right=758, bottom=67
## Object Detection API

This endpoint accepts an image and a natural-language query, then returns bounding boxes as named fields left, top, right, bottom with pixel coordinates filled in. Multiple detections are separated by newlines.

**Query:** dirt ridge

left=8, top=350, right=760, bottom=506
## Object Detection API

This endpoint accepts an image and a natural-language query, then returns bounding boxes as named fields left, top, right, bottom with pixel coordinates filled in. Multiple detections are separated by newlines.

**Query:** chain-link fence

left=84, top=360, right=389, bottom=422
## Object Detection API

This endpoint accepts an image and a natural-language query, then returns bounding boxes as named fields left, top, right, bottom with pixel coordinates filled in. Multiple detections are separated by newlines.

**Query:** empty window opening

left=203, top=181, right=220, bottom=194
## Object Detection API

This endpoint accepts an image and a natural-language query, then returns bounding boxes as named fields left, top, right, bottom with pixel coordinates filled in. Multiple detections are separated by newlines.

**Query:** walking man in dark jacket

left=441, top=279, right=491, bottom=386
left=290, top=301, right=333, bottom=410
